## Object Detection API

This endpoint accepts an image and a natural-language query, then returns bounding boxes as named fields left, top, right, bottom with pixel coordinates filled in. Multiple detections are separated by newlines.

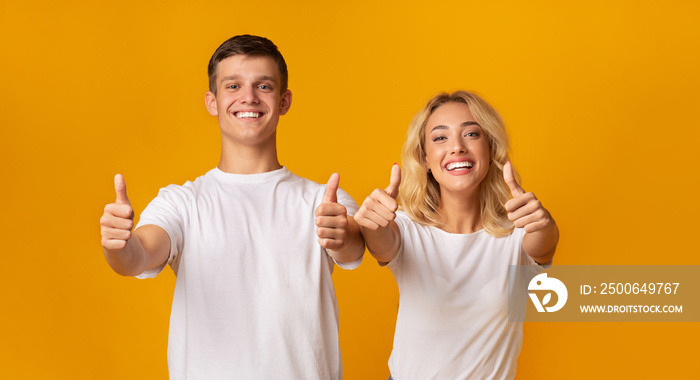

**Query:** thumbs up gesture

left=503, top=162, right=553, bottom=233
left=100, top=174, right=135, bottom=251
left=355, top=164, right=402, bottom=230
left=315, top=173, right=350, bottom=251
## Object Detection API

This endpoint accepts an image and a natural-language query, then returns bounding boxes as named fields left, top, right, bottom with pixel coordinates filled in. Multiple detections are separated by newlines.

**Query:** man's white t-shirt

left=135, top=167, right=360, bottom=380
left=385, top=211, right=544, bottom=380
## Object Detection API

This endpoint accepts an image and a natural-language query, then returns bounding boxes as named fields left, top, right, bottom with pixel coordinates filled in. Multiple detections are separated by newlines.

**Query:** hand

left=315, top=173, right=350, bottom=251
left=503, top=162, right=553, bottom=233
left=355, top=164, right=401, bottom=230
left=100, top=174, right=135, bottom=251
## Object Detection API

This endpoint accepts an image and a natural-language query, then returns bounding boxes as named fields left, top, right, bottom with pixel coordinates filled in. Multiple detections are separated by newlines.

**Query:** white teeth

left=236, top=111, right=261, bottom=118
left=446, top=161, right=474, bottom=171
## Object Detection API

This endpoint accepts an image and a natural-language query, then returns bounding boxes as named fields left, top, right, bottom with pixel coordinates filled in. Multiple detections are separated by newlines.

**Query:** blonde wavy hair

left=399, top=91, right=516, bottom=237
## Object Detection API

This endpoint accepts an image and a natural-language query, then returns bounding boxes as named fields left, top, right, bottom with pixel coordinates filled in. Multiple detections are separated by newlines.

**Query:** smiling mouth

left=445, top=161, right=474, bottom=171
left=234, top=111, right=263, bottom=119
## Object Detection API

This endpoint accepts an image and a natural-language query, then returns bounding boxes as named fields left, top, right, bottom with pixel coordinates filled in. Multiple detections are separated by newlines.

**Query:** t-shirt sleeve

left=336, top=187, right=359, bottom=216
left=329, top=186, right=362, bottom=270
left=384, top=211, right=409, bottom=269
left=134, top=185, right=186, bottom=278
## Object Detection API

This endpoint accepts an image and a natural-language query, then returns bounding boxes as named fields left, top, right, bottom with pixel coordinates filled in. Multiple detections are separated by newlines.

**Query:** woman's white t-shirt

left=386, top=211, right=543, bottom=380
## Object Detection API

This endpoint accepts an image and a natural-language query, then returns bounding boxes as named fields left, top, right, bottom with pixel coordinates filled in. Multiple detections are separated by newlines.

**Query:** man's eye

left=227, top=84, right=239, bottom=89
left=259, top=85, right=271, bottom=90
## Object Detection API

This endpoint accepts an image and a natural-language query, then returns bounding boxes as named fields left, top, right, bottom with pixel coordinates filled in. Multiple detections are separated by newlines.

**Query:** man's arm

left=100, top=174, right=171, bottom=276
left=315, top=173, right=365, bottom=263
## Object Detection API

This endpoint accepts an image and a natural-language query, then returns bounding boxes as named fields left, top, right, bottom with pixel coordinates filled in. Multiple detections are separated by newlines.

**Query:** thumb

left=322, top=173, right=339, bottom=203
left=384, top=163, right=402, bottom=199
left=503, top=161, right=524, bottom=197
left=114, top=174, right=131, bottom=205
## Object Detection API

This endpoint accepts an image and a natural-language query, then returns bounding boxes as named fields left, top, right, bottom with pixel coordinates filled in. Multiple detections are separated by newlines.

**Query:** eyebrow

left=430, top=121, right=481, bottom=133
left=220, top=75, right=277, bottom=82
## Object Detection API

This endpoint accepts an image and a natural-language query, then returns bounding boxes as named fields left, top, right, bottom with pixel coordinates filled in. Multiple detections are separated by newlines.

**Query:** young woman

left=355, top=91, right=559, bottom=379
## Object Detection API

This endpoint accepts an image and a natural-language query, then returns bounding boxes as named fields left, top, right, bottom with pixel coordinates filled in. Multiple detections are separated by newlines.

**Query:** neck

left=437, top=187, right=483, bottom=234
left=218, top=137, right=281, bottom=174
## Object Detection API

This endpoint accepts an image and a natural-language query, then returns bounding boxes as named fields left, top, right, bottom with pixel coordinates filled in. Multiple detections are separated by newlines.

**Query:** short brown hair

left=207, top=34, right=288, bottom=95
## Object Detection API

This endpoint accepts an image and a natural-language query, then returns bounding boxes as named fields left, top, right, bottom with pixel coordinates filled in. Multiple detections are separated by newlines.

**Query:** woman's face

left=423, top=102, right=491, bottom=197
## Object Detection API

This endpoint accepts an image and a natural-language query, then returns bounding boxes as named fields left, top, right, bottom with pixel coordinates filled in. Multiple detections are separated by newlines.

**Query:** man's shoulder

left=152, top=169, right=215, bottom=199
left=281, top=169, right=324, bottom=190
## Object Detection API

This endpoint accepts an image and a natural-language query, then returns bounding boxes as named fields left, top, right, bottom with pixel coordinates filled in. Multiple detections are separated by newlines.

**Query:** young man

left=100, top=35, right=364, bottom=379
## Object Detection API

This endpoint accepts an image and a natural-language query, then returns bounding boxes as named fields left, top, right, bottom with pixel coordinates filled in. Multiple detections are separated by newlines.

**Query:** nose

left=450, top=138, right=467, bottom=155
left=239, top=85, right=259, bottom=104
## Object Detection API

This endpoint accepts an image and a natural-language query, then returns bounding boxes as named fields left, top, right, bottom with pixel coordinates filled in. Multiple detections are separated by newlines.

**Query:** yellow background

left=1, top=0, right=698, bottom=378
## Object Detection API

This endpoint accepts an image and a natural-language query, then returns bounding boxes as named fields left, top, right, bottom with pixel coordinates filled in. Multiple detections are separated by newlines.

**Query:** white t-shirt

left=135, top=167, right=360, bottom=380
left=386, top=211, right=543, bottom=380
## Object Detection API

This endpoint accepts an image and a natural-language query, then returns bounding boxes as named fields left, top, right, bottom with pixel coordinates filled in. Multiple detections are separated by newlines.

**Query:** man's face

left=205, top=55, right=292, bottom=147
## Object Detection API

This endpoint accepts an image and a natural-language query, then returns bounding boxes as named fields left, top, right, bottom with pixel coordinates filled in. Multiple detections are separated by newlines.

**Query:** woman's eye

left=433, top=136, right=446, bottom=142
left=465, top=132, right=479, bottom=137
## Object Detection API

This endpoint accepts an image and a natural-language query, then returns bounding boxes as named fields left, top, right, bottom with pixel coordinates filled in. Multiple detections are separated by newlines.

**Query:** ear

left=204, top=91, right=218, bottom=116
left=279, top=90, right=292, bottom=116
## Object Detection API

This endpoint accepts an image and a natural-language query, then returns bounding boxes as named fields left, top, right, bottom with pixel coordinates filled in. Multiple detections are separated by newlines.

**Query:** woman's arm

left=355, top=165, right=403, bottom=264
left=503, top=162, right=559, bottom=264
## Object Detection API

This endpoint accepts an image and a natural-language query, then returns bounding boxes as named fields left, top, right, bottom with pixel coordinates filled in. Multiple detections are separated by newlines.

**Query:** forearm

left=327, top=217, right=365, bottom=263
left=103, top=225, right=171, bottom=276
left=362, top=221, right=400, bottom=264
left=103, top=234, right=150, bottom=276
left=523, top=218, right=559, bottom=264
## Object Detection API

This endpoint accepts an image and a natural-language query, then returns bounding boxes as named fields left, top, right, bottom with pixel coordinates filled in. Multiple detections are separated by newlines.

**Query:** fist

left=315, top=173, right=349, bottom=251
left=100, top=174, right=135, bottom=251
left=355, top=164, right=401, bottom=231
left=503, top=162, right=553, bottom=233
